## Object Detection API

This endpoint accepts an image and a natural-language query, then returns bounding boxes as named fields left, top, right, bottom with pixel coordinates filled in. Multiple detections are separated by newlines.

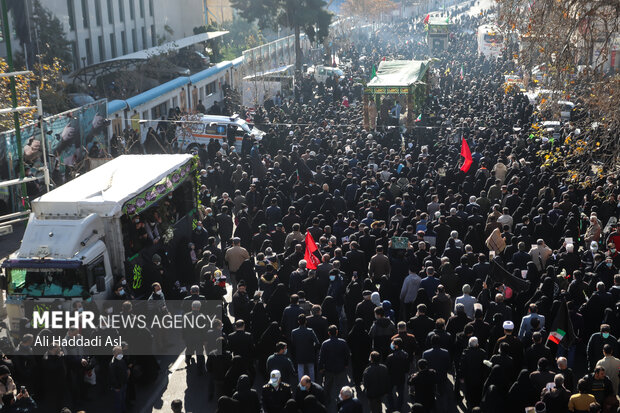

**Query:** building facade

left=0, top=0, right=207, bottom=70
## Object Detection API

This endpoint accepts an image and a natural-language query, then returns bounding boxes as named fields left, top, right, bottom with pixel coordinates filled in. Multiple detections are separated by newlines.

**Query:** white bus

left=477, top=24, right=504, bottom=59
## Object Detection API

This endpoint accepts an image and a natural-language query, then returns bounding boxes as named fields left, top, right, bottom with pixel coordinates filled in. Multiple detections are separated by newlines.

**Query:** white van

left=307, top=65, right=345, bottom=84
left=175, top=114, right=265, bottom=153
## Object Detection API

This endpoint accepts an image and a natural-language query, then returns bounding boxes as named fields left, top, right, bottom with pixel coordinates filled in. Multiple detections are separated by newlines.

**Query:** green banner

left=122, top=157, right=197, bottom=216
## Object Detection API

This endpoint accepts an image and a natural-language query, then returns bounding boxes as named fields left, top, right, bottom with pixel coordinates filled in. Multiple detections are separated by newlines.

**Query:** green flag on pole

left=371, top=65, right=376, bottom=79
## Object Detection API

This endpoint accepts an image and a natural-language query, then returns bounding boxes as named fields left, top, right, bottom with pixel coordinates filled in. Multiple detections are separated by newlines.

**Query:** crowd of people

left=3, top=2, right=620, bottom=413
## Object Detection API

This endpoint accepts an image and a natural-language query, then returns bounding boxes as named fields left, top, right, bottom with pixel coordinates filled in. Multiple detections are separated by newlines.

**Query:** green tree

left=31, top=0, right=72, bottom=69
left=193, top=24, right=223, bottom=62
left=230, top=0, right=332, bottom=70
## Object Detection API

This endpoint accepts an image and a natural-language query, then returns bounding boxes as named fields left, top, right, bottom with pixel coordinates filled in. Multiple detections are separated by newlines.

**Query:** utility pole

left=1, top=0, right=29, bottom=209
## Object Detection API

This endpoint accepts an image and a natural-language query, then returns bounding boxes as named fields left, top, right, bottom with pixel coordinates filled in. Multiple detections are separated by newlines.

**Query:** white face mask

left=116, top=354, right=123, bottom=360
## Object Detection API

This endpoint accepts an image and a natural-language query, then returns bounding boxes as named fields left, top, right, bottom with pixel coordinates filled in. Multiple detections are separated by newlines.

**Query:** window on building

left=139, top=0, right=144, bottom=17
left=70, top=41, right=79, bottom=69
left=151, top=24, right=156, bottom=46
left=149, top=0, right=153, bottom=16
left=85, top=38, right=93, bottom=65
left=107, top=0, right=113, bottom=23
left=129, top=0, right=135, bottom=19
left=151, top=102, right=167, bottom=119
left=81, top=0, right=89, bottom=28
left=141, top=27, right=146, bottom=48
left=67, top=0, right=76, bottom=30
left=132, top=28, right=137, bottom=51
left=110, top=33, right=117, bottom=57
left=118, top=0, right=124, bottom=22
left=121, top=31, right=127, bottom=55
left=206, top=81, right=217, bottom=95
left=98, top=35, right=105, bottom=61
left=95, top=0, right=102, bottom=26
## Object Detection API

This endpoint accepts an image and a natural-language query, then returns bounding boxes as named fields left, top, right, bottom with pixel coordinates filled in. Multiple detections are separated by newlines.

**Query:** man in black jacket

left=582, top=366, right=614, bottom=406
left=408, top=358, right=437, bottom=412
left=408, top=304, right=435, bottom=356
left=318, top=325, right=350, bottom=404
left=294, top=375, right=326, bottom=406
left=459, top=336, right=487, bottom=410
left=355, top=290, right=376, bottom=331
left=306, top=305, right=329, bottom=344
left=362, top=351, right=390, bottom=413
left=386, top=338, right=409, bottom=413
left=110, top=346, right=129, bottom=413
left=227, top=320, right=255, bottom=376
left=337, top=386, right=363, bottom=413
left=281, top=294, right=305, bottom=337
left=291, top=314, right=320, bottom=382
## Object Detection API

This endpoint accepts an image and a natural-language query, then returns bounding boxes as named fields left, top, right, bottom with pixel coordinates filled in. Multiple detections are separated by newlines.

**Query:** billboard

left=0, top=99, right=108, bottom=182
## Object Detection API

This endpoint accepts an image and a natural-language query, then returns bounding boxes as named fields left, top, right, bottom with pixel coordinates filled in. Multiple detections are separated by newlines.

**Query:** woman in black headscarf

left=224, top=356, right=250, bottom=397
left=346, top=318, right=372, bottom=390
left=251, top=209, right=267, bottom=235
left=249, top=296, right=270, bottom=343
left=507, top=369, right=537, bottom=413
left=301, top=394, right=327, bottom=413
left=321, top=296, right=339, bottom=328
left=232, top=374, right=261, bottom=413
left=344, top=277, right=363, bottom=327
left=266, top=283, right=289, bottom=323
left=283, top=399, right=302, bottom=413
left=256, top=322, right=286, bottom=379
left=234, top=217, right=252, bottom=251
left=237, top=258, right=258, bottom=297
left=481, top=365, right=508, bottom=412
left=412, top=287, right=431, bottom=310
left=215, top=396, right=241, bottom=413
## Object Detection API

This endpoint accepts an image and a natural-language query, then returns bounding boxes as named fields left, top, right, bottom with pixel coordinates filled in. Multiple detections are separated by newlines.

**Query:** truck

left=426, top=17, right=451, bottom=55
left=1, top=154, right=199, bottom=332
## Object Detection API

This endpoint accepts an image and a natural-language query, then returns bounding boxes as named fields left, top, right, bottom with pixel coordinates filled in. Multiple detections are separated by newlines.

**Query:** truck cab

left=1, top=154, right=199, bottom=333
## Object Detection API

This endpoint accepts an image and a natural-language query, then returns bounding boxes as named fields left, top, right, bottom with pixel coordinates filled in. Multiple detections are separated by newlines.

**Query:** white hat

left=269, top=370, right=281, bottom=384
left=502, top=320, right=514, bottom=330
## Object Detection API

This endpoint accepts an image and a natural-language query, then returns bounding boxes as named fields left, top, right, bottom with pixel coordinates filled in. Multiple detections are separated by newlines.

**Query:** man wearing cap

left=262, top=369, right=292, bottom=413
left=493, top=320, right=524, bottom=368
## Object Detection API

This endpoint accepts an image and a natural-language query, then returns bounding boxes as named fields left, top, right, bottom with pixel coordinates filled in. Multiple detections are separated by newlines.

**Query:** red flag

left=460, top=137, right=473, bottom=173
left=304, top=232, right=321, bottom=269
left=423, top=14, right=430, bottom=24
